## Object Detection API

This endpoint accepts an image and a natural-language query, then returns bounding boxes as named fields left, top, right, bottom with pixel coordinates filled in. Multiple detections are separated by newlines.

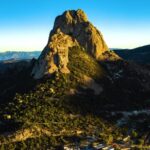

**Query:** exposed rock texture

left=32, top=9, right=120, bottom=79
left=82, top=75, right=103, bottom=95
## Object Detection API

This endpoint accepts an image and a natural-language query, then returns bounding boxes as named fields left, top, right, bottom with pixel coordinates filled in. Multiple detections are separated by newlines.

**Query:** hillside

left=0, top=47, right=150, bottom=149
left=114, top=45, right=150, bottom=64
left=0, top=46, right=121, bottom=149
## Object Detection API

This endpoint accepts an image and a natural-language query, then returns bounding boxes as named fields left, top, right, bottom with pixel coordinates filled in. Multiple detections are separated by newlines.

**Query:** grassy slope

left=0, top=46, right=124, bottom=149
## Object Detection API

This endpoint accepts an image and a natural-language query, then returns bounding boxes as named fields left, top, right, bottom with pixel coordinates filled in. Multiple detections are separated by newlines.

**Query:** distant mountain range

left=0, top=51, right=41, bottom=61
left=114, top=45, right=150, bottom=64
left=0, top=45, right=150, bottom=64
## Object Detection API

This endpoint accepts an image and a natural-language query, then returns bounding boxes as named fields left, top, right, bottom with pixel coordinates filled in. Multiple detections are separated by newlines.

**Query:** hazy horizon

left=1, top=45, right=150, bottom=53
left=0, top=0, right=150, bottom=52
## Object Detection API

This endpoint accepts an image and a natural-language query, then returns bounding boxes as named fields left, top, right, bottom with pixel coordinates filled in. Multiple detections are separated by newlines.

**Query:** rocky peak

left=32, top=9, right=120, bottom=79
left=53, top=9, right=88, bottom=29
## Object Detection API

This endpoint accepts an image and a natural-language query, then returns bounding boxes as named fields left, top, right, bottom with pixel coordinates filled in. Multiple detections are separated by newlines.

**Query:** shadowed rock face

left=32, top=9, right=120, bottom=79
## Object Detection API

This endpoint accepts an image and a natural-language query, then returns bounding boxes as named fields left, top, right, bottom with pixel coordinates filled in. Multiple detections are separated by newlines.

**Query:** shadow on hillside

left=0, top=62, right=38, bottom=134
left=0, top=120, right=23, bottom=134
left=0, top=61, right=37, bottom=105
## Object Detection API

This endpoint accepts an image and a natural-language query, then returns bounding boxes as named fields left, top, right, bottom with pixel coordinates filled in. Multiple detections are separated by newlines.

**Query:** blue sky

left=0, top=0, right=150, bottom=51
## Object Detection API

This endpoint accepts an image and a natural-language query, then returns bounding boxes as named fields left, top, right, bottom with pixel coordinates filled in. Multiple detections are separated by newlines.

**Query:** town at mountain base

left=0, top=9, right=150, bottom=149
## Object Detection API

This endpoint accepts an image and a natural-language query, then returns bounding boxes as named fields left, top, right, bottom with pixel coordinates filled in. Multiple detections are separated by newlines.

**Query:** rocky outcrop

left=51, top=9, right=109, bottom=59
left=82, top=75, right=103, bottom=95
left=32, top=9, right=120, bottom=79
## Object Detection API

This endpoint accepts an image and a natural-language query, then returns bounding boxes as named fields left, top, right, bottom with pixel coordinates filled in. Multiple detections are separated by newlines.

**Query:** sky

left=0, top=0, right=150, bottom=51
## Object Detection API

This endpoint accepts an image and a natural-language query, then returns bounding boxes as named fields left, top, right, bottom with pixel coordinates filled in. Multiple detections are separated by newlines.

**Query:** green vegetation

left=68, top=46, right=105, bottom=80
left=0, top=46, right=148, bottom=149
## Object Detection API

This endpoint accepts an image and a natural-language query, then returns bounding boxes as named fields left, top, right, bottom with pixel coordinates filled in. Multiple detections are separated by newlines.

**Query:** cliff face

left=32, top=9, right=120, bottom=79
left=51, top=9, right=109, bottom=58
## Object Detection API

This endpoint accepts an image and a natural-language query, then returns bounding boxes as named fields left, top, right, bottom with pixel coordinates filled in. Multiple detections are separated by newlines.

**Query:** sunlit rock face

left=32, top=9, right=120, bottom=79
